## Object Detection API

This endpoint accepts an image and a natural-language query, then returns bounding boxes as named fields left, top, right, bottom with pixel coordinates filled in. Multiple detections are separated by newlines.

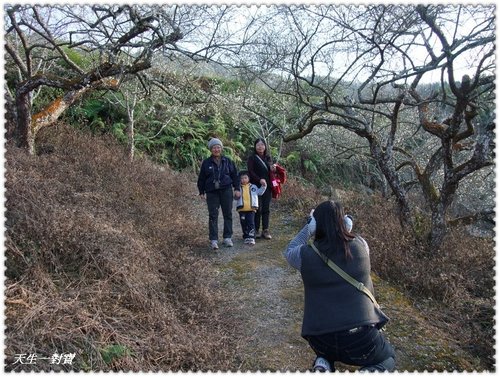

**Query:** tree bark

left=369, top=138, right=413, bottom=227
left=429, top=202, right=447, bottom=250
left=4, top=84, right=17, bottom=142
left=15, top=77, right=120, bottom=154
left=126, top=108, right=135, bottom=162
left=14, top=91, right=33, bottom=153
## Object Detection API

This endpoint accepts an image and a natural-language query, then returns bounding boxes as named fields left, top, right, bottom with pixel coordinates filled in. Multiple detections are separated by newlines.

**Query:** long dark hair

left=253, top=138, right=270, bottom=160
left=313, top=201, right=355, bottom=259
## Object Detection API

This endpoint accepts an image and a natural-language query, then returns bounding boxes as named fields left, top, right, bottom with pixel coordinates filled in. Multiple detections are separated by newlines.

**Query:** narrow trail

left=198, top=201, right=485, bottom=372
left=207, top=208, right=312, bottom=371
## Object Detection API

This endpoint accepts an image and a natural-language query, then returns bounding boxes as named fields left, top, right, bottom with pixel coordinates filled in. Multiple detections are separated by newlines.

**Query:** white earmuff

left=344, top=215, right=353, bottom=232
left=307, top=215, right=317, bottom=237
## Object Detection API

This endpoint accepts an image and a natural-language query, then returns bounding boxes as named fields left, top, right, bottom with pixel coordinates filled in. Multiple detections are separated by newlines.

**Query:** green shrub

left=100, top=344, right=131, bottom=365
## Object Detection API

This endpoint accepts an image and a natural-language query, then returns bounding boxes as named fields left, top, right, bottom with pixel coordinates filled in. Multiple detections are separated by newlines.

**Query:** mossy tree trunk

left=5, top=5, right=186, bottom=155
left=14, top=77, right=120, bottom=155
left=410, top=72, right=495, bottom=250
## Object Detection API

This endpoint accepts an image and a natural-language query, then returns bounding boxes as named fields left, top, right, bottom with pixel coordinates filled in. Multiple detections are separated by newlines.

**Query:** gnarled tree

left=234, top=4, right=495, bottom=249
left=4, top=4, right=235, bottom=154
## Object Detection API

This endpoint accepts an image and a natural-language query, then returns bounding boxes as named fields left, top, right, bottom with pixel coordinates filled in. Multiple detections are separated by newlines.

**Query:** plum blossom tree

left=234, top=4, right=495, bottom=249
left=4, top=4, right=236, bottom=154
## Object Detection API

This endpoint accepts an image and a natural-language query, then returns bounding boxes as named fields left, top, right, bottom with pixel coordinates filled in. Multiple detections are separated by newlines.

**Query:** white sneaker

left=313, top=356, right=331, bottom=372
left=223, top=238, right=233, bottom=247
left=210, top=240, right=219, bottom=250
left=248, top=238, right=255, bottom=245
left=244, top=238, right=251, bottom=244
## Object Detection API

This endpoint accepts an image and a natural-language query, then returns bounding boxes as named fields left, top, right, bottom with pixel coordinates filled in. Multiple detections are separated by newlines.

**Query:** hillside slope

left=5, top=125, right=237, bottom=371
left=5, top=125, right=491, bottom=371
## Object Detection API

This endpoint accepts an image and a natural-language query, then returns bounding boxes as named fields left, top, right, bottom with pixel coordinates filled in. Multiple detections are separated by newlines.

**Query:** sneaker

left=248, top=238, right=255, bottom=245
left=312, top=357, right=331, bottom=372
left=222, top=238, right=233, bottom=247
left=262, top=229, right=272, bottom=239
left=210, top=240, right=219, bottom=250
left=244, top=238, right=251, bottom=244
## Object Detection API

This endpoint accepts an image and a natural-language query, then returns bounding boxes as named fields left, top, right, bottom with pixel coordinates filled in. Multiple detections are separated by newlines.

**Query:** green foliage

left=111, top=122, right=128, bottom=144
left=213, top=77, right=246, bottom=93
left=58, top=47, right=91, bottom=70
left=283, top=151, right=300, bottom=166
left=57, top=71, right=268, bottom=172
left=282, top=150, right=320, bottom=181
left=302, top=158, right=318, bottom=174
left=412, top=210, right=432, bottom=241
left=99, top=344, right=131, bottom=365
left=64, top=97, right=126, bottom=134
left=132, top=114, right=227, bottom=170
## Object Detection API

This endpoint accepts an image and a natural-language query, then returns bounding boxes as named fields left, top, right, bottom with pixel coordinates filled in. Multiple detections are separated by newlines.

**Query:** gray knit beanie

left=208, top=138, right=223, bottom=150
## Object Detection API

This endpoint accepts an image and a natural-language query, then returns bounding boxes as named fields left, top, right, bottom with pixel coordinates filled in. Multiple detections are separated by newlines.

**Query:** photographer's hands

left=307, top=209, right=316, bottom=238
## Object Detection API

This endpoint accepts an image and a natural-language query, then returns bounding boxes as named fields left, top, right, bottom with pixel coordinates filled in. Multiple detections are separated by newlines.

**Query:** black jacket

left=197, top=156, right=240, bottom=195
left=247, top=154, right=272, bottom=187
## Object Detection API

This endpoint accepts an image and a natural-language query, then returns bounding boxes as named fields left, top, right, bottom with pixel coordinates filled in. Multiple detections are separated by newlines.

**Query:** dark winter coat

left=197, top=156, right=240, bottom=195
left=247, top=154, right=272, bottom=188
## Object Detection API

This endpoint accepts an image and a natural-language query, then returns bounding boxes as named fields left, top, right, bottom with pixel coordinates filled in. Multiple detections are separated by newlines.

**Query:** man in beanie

left=207, top=138, right=222, bottom=150
left=197, top=138, right=241, bottom=250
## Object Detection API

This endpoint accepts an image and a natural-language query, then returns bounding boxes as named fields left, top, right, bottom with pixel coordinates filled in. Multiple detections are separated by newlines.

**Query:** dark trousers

left=239, top=211, right=256, bottom=239
left=255, top=188, right=272, bottom=233
left=305, top=326, right=395, bottom=371
left=206, top=188, right=233, bottom=241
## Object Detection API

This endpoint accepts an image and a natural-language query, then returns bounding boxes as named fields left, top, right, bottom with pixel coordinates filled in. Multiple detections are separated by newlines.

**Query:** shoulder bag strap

left=255, top=155, right=269, bottom=172
left=309, top=242, right=380, bottom=308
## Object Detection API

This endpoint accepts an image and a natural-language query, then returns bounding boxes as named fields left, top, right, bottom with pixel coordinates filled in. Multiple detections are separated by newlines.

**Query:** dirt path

left=207, top=209, right=311, bottom=371
left=201, top=202, right=485, bottom=372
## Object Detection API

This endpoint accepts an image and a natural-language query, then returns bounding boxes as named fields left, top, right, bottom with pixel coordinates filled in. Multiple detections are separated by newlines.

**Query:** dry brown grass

left=280, top=178, right=495, bottom=369
left=5, top=125, right=494, bottom=370
left=5, top=124, right=237, bottom=371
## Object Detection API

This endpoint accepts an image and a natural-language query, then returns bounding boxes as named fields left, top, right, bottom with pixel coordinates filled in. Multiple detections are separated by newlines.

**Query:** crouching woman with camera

left=283, top=200, right=395, bottom=372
